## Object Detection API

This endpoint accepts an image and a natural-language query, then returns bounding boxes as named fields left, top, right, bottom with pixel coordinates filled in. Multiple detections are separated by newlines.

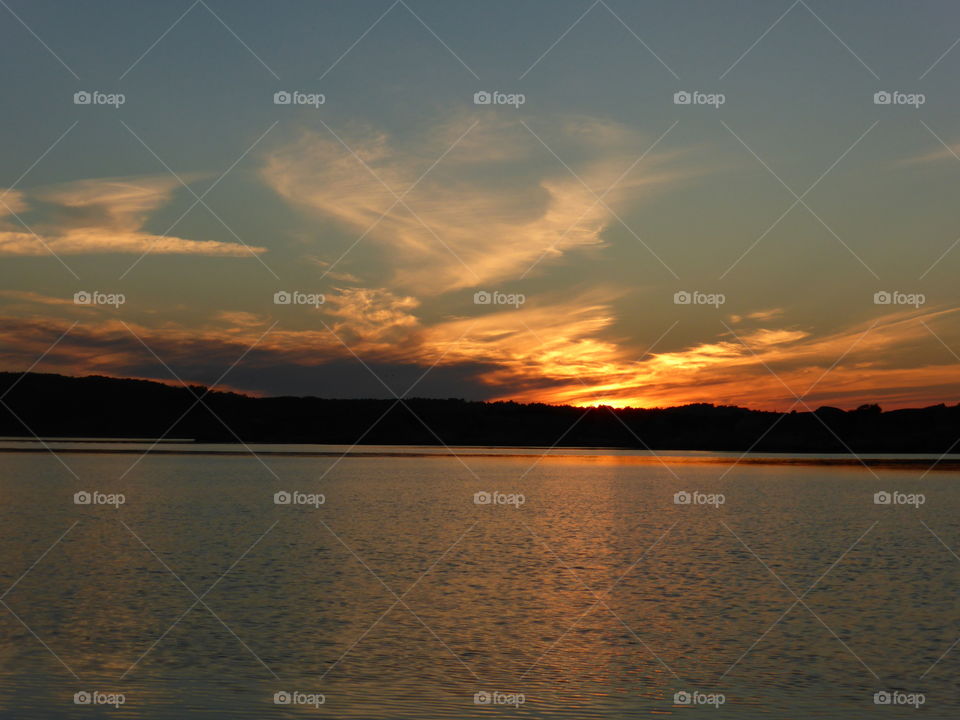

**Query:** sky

left=1, top=0, right=960, bottom=410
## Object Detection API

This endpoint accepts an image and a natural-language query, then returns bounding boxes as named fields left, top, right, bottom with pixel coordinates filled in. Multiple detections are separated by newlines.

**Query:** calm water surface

left=1, top=443, right=958, bottom=718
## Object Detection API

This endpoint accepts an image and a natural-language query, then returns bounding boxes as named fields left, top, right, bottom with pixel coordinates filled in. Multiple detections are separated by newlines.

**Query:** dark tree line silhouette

left=1, top=372, right=959, bottom=452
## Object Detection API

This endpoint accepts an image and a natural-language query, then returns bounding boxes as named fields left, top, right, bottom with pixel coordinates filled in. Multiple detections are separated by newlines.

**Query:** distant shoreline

left=3, top=371, right=960, bottom=454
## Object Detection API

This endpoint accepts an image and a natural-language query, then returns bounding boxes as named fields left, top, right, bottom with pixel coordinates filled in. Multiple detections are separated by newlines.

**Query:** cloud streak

left=0, top=176, right=266, bottom=256
left=261, top=116, right=691, bottom=294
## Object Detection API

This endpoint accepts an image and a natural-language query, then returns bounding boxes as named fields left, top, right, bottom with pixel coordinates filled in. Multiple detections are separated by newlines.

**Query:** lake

left=0, top=442, right=958, bottom=718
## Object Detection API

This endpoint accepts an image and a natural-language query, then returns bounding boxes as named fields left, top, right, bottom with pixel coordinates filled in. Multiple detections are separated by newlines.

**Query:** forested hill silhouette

left=1, top=372, right=959, bottom=452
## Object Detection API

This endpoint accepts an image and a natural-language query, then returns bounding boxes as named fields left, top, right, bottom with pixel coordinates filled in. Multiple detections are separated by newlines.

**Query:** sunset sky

left=2, top=0, right=960, bottom=409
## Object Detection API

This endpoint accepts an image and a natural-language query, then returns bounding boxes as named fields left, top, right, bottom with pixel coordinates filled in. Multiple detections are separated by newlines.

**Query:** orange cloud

left=472, top=307, right=960, bottom=409
left=1, top=299, right=957, bottom=410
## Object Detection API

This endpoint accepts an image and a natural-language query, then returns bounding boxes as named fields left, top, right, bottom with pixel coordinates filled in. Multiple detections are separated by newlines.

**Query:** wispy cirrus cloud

left=901, top=135, right=960, bottom=165
left=0, top=190, right=29, bottom=217
left=0, top=176, right=266, bottom=256
left=261, top=116, right=693, bottom=294
left=729, top=308, right=785, bottom=324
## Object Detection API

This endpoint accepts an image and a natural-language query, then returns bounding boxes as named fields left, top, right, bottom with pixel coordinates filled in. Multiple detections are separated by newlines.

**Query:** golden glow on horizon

left=3, top=295, right=956, bottom=411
